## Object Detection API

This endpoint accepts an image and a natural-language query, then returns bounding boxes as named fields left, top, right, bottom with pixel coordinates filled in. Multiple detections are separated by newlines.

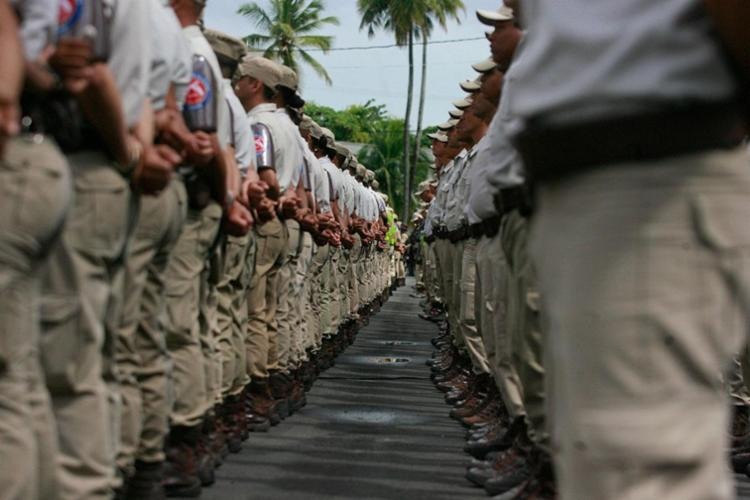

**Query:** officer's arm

left=0, top=0, right=22, bottom=153
left=0, top=0, right=22, bottom=104
left=76, top=63, right=133, bottom=167
left=296, top=178, right=310, bottom=210
left=330, top=199, right=343, bottom=227
left=220, top=142, right=253, bottom=235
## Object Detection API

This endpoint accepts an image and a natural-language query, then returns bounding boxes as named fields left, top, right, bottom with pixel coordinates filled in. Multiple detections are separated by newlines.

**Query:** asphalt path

left=199, top=277, right=750, bottom=500
left=202, top=278, right=483, bottom=500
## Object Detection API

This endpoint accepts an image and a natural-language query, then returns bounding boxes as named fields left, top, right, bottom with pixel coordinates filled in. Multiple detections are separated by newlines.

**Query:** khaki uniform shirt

left=147, top=0, right=192, bottom=111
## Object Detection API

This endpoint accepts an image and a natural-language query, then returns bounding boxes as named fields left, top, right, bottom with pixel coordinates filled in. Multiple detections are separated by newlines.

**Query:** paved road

left=201, top=277, right=750, bottom=500
left=203, top=279, right=483, bottom=500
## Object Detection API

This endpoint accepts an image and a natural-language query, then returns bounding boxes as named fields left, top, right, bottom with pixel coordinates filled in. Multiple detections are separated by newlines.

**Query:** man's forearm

left=259, top=169, right=280, bottom=200
left=77, top=63, right=130, bottom=164
left=134, top=99, right=155, bottom=146
left=0, top=0, right=23, bottom=103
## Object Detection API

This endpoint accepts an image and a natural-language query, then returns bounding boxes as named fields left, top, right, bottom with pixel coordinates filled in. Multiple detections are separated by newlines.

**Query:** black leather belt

left=470, top=215, right=502, bottom=239
left=515, top=100, right=745, bottom=184
left=447, top=225, right=470, bottom=243
left=493, top=185, right=534, bottom=218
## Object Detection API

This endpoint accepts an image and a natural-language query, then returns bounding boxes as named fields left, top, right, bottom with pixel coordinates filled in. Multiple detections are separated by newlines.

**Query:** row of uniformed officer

left=0, top=1, right=402, bottom=499
left=416, top=0, right=750, bottom=499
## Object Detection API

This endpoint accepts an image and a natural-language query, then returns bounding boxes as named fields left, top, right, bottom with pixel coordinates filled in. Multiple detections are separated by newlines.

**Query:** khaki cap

left=472, top=58, right=497, bottom=74
left=460, top=78, right=482, bottom=92
left=372, top=179, right=380, bottom=190
left=299, top=115, right=315, bottom=132
left=309, top=123, right=324, bottom=139
left=449, top=109, right=464, bottom=119
left=320, top=127, right=335, bottom=142
left=355, top=164, right=367, bottom=178
left=437, top=119, right=459, bottom=131
left=278, top=65, right=299, bottom=91
left=334, top=144, right=350, bottom=157
left=453, top=97, right=473, bottom=110
left=365, top=170, right=375, bottom=182
left=477, top=5, right=514, bottom=26
left=427, top=131, right=449, bottom=143
left=236, top=56, right=283, bottom=88
left=203, top=28, right=246, bottom=63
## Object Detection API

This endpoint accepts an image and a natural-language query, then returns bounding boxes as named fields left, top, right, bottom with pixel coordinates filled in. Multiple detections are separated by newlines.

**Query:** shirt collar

left=248, top=102, right=277, bottom=118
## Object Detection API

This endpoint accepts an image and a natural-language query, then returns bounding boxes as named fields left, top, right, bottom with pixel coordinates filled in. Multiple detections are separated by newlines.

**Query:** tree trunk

left=410, top=31, right=428, bottom=205
left=402, top=29, right=415, bottom=222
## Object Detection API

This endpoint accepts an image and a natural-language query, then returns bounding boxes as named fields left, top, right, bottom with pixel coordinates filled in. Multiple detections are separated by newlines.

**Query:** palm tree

left=358, top=118, right=408, bottom=215
left=410, top=0, right=464, bottom=196
left=358, top=0, right=430, bottom=221
left=357, top=0, right=463, bottom=221
left=238, top=0, right=339, bottom=85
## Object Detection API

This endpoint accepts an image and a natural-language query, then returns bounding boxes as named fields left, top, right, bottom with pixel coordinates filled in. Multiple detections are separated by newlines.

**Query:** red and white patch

left=254, top=134, right=267, bottom=155
left=58, top=0, right=82, bottom=34
left=185, top=76, right=209, bottom=109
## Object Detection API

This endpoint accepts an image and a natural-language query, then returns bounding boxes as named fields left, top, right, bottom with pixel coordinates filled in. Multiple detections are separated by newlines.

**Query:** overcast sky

left=204, top=0, right=500, bottom=129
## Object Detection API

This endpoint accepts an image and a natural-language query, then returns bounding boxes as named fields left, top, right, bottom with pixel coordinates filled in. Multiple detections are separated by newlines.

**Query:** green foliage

left=356, top=0, right=464, bottom=220
left=238, top=0, right=339, bottom=85
left=304, top=100, right=387, bottom=143
left=305, top=100, right=433, bottom=217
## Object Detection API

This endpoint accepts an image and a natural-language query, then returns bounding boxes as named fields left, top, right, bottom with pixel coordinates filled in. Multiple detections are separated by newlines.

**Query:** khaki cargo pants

left=460, top=238, right=491, bottom=374
left=41, top=150, right=136, bottom=500
left=246, top=216, right=288, bottom=381
left=501, top=211, right=547, bottom=446
left=309, top=243, right=330, bottom=349
left=164, top=201, right=222, bottom=428
left=275, top=220, right=301, bottom=373
left=216, top=232, right=256, bottom=398
left=116, top=179, right=187, bottom=474
left=531, top=148, right=750, bottom=500
left=0, top=137, right=70, bottom=500
left=291, top=232, right=314, bottom=366
left=475, top=231, right=525, bottom=418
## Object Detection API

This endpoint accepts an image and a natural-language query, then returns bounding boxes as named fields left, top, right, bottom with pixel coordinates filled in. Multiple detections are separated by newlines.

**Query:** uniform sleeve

left=110, top=0, right=151, bottom=128
left=146, top=0, right=171, bottom=111
left=167, top=12, right=193, bottom=107
left=15, top=0, right=57, bottom=61
left=225, top=84, right=254, bottom=172
left=313, top=162, right=331, bottom=212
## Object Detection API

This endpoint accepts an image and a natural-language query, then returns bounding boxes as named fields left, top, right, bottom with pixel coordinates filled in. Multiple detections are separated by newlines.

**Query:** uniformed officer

left=37, top=1, right=158, bottom=498
left=233, top=55, right=294, bottom=430
left=161, top=0, right=251, bottom=495
left=296, top=116, right=335, bottom=395
left=460, top=6, right=555, bottom=497
left=1, top=3, right=71, bottom=499
left=267, top=64, right=308, bottom=417
left=513, top=1, right=750, bottom=499
left=115, top=2, right=193, bottom=497
left=204, top=26, right=268, bottom=463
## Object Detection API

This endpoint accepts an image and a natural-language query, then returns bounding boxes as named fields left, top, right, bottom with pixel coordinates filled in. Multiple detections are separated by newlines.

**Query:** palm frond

left=298, top=48, right=332, bottom=85
left=297, top=35, right=334, bottom=51
left=237, top=3, right=273, bottom=30
left=239, top=0, right=338, bottom=83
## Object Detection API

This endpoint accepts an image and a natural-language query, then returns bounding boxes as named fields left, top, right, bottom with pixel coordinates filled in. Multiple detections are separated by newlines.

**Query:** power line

left=305, top=36, right=485, bottom=52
